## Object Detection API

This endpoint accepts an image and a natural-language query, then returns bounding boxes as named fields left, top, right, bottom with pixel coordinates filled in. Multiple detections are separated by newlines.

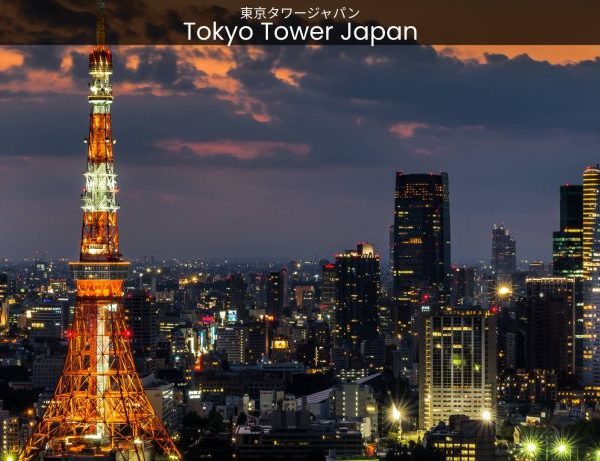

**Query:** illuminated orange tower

left=19, top=2, right=181, bottom=460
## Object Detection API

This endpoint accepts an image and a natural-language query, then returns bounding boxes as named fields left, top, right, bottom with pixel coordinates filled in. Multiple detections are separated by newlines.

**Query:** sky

left=2, top=44, right=600, bottom=263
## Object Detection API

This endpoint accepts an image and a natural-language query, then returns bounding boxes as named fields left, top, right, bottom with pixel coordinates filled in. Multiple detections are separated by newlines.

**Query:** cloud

left=272, top=67, right=306, bottom=87
left=389, top=122, right=430, bottom=138
left=433, top=45, right=600, bottom=65
left=154, top=138, right=310, bottom=162
left=0, top=48, right=25, bottom=71
left=6, top=44, right=600, bottom=261
left=156, top=192, right=186, bottom=203
left=0, top=44, right=274, bottom=122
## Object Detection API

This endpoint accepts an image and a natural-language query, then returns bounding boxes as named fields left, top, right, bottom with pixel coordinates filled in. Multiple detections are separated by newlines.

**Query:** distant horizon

left=0, top=253, right=551, bottom=268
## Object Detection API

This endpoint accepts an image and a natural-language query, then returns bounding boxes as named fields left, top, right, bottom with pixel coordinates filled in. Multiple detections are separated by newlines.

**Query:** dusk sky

left=2, top=44, right=600, bottom=263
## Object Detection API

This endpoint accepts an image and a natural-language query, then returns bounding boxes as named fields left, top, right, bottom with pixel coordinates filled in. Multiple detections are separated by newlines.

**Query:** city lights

left=8, top=0, right=600, bottom=460
left=525, top=441, right=538, bottom=455
left=390, top=404, right=403, bottom=442
left=391, top=406, right=401, bottom=422
left=497, top=285, right=512, bottom=297
left=553, top=440, right=571, bottom=457
left=481, top=409, right=492, bottom=422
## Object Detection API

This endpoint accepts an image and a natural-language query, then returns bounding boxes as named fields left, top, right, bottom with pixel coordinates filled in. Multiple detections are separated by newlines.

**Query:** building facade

left=523, top=277, right=575, bottom=374
left=418, top=308, right=497, bottom=430
left=491, top=224, right=516, bottom=283
left=334, top=243, right=380, bottom=349
left=582, top=166, right=600, bottom=386
left=123, top=289, right=160, bottom=375
left=266, top=270, right=287, bottom=319
left=393, top=172, right=451, bottom=333
left=553, top=185, right=584, bottom=278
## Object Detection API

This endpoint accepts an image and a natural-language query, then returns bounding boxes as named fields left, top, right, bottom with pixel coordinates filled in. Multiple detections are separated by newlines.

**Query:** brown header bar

left=2, top=0, right=600, bottom=45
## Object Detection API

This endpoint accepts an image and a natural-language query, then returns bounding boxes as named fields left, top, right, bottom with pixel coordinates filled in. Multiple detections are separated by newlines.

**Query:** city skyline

left=7, top=3, right=600, bottom=461
left=2, top=45, right=600, bottom=262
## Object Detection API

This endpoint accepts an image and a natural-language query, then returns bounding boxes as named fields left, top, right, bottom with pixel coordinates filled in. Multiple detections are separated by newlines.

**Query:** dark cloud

left=1, top=44, right=599, bottom=263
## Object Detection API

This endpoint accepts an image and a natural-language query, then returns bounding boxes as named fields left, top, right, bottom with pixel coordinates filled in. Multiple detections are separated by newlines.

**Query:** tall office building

left=320, top=263, right=338, bottom=328
left=451, top=266, right=475, bottom=308
left=216, top=326, right=247, bottom=364
left=389, top=223, right=394, bottom=276
left=245, top=322, right=267, bottom=364
left=335, top=243, right=380, bottom=349
left=124, top=289, right=160, bottom=375
left=524, top=278, right=575, bottom=374
left=583, top=166, right=600, bottom=386
left=266, top=269, right=287, bottom=319
left=584, top=166, right=600, bottom=278
left=418, top=307, right=497, bottom=430
left=226, top=273, right=247, bottom=320
left=552, top=185, right=585, bottom=378
left=553, top=185, right=584, bottom=278
left=491, top=224, right=516, bottom=283
left=393, top=172, right=451, bottom=332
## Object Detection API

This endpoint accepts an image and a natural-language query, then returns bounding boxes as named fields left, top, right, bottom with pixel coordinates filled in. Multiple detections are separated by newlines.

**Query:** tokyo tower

left=19, top=2, right=181, bottom=460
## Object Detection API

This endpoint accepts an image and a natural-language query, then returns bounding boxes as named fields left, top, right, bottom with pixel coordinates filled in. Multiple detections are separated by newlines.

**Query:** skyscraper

left=320, top=262, right=338, bottom=328
left=491, top=224, right=516, bottom=283
left=583, top=166, right=600, bottom=278
left=266, top=269, right=287, bottom=319
left=552, top=184, right=585, bottom=378
left=523, top=277, right=575, bottom=374
left=553, top=185, right=584, bottom=278
left=451, top=266, right=475, bottom=308
left=393, top=172, right=451, bottom=333
left=20, top=3, right=180, bottom=459
left=418, top=307, right=497, bottom=430
left=582, top=166, right=600, bottom=386
left=124, top=289, right=160, bottom=375
left=335, top=243, right=380, bottom=349
left=226, top=273, right=247, bottom=320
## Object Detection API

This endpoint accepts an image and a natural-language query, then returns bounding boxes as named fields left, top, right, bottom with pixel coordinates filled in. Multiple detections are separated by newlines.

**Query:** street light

left=524, top=441, right=538, bottom=459
left=497, top=285, right=512, bottom=297
left=553, top=439, right=571, bottom=458
left=526, top=442, right=537, bottom=452
left=481, top=409, right=492, bottom=422
left=391, top=405, right=402, bottom=442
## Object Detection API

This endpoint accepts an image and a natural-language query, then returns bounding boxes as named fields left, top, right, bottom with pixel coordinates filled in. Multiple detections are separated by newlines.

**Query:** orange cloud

left=125, top=54, right=140, bottom=71
left=155, top=139, right=310, bottom=160
left=0, top=45, right=272, bottom=122
left=389, top=122, right=430, bottom=139
left=172, top=46, right=271, bottom=122
left=272, top=67, right=306, bottom=87
left=0, top=68, right=76, bottom=95
left=0, top=48, right=24, bottom=71
left=434, top=45, right=600, bottom=64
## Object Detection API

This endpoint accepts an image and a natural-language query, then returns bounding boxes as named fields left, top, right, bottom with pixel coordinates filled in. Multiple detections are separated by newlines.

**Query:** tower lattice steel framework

left=19, top=2, right=181, bottom=460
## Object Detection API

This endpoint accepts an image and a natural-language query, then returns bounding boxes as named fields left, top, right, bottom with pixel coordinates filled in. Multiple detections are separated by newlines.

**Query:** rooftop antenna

left=96, top=0, right=105, bottom=46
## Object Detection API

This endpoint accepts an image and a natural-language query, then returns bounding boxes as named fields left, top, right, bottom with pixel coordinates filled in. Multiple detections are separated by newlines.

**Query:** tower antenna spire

left=96, top=0, right=105, bottom=46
